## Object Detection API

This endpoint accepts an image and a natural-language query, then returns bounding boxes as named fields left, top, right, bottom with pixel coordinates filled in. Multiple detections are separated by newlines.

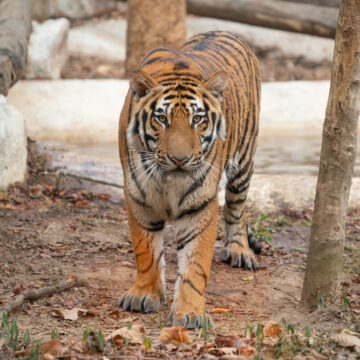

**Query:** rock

left=25, top=18, right=70, bottom=79
left=218, top=174, right=360, bottom=212
left=0, top=95, right=27, bottom=190
left=7, top=79, right=129, bottom=144
left=68, top=19, right=126, bottom=61
left=6, top=79, right=331, bottom=144
left=31, top=0, right=124, bottom=21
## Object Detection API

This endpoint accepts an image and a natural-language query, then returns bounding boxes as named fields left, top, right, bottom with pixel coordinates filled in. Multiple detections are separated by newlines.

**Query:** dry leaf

left=239, top=344, right=256, bottom=356
left=330, top=332, right=360, bottom=348
left=94, top=193, right=111, bottom=200
left=122, top=261, right=134, bottom=268
left=219, top=347, right=237, bottom=355
left=210, top=307, right=233, bottom=314
left=215, top=335, right=246, bottom=349
left=52, top=307, right=89, bottom=321
left=159, top=326, right=193, bottom=344
left=106, top=325, right=145, bottom=345
left=263, top=321, right=282, bottom=337
left=75, top=200, right=88, bottom=207
left=241, top=275, right=254, bottom=281
left=310, top=349, right=327, bottom=360
left=14, top=339, right=63, bottom=358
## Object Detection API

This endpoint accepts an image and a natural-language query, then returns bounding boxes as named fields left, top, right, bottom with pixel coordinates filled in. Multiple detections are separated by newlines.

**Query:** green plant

left=1, top=310, right=8, bottom=328
left=200, top=309, right=212, bottom=341
left=30, top=341, right=41, bottom=360
left=23, top=329, right=31, bottom=346
left=51, top=327, right=59, bottom=339
left=255, top=322, right=263, bottom=352
left=83, top=325, right=91, bottom=343
left=342, top=294, right=352, bottom=310
left=127, top=321, right=133, bottom=330
left=316, top=291, right=327, bottom=309
left=275, top=215, right=288, bottom=226
left=144, top=336, right=152, bottom=351
left=8, top=318, right=19, bottom=350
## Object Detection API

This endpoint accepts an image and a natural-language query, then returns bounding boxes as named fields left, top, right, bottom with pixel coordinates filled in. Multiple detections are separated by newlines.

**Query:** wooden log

left=0, top=0, right=32, bottom=96
left=281, top=0, right=341, bottom=8
left=186, top=0, right=338, bottom=39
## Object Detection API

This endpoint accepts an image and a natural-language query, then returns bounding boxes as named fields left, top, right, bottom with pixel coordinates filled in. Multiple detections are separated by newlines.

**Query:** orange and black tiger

left=118, top=31, right=261, bottom=328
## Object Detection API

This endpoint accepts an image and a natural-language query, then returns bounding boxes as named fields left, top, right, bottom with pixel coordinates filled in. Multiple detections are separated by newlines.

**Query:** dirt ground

left=0, top=142, right=359, bottom=359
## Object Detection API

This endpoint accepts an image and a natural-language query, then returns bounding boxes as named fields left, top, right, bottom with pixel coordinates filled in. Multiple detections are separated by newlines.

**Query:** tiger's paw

left=117, top=288, right=164, bottom=313
left=170, top=311, right=214, bottom=330
left=220, top=245, right=258, bottom=270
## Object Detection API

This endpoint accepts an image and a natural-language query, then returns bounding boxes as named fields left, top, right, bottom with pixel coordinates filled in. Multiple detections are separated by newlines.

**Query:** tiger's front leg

left=220, top=162, right=258, bottom=270
left=118, top=203, right=166, bottom=313
left=170, top=197, right=218, bottom=329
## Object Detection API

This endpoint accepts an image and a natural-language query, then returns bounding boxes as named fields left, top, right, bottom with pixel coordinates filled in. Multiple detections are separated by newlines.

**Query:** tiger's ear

left=130, top=71, right=158, bottom=98
left=204, top=71, right=229, bottom=100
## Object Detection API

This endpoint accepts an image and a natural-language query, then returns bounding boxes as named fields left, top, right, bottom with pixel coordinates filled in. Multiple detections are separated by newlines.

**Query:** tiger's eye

left=158, top=115, right=167, bottom=123
left=193, top=115, right=202, bottom=124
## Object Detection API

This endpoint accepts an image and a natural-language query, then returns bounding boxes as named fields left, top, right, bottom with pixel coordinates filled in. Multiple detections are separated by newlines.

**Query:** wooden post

left=126, top=0, right=186, bottom=76
left=0, top=0, right=32, bottom=96
left=186, top=0, right=338, bottom=38
left=301, top=0, right=360, bottom=309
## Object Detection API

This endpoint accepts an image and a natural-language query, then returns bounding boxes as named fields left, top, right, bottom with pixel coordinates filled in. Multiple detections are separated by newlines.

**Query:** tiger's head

left=127, top=70, right=228, bottom=173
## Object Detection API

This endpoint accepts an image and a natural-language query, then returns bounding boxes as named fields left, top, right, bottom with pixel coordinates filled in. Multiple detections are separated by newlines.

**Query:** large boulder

left=25, top=18, right=70, bottom=79
left=0, top=96, right=27, bottom=190
left=31, top=0, right=123, bottom=21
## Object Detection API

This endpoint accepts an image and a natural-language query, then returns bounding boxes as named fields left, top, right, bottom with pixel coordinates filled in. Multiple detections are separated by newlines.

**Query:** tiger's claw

left=171, top=312, right=214, bottom=330
left=117, top=291, right=162, bottom=313
left=219, top=247, right=258, bottom=270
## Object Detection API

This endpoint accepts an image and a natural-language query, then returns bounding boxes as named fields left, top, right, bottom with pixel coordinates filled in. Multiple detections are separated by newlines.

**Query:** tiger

left=118, top=31, right=261, bottom=329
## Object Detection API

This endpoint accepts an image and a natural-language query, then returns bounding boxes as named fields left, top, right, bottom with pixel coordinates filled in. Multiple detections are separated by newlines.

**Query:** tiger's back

left=118, top=31, right=261, bottom=328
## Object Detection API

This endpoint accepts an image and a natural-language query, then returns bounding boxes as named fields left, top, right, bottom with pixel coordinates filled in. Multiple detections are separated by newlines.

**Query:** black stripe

left=140, top=253, right=154, bottom=273
left=128, top=191, right=151, bottom=208
left=183, top=278, right=202, bottom=296
left=177, top=193, right=216, bottom=220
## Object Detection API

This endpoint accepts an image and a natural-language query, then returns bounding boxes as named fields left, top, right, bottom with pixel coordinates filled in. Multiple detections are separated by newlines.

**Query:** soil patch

left=0, top=142, right=359, bottom=359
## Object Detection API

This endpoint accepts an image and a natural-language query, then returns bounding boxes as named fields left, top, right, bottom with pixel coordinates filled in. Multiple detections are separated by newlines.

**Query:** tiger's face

left=127, top=70, right=228, bottom=173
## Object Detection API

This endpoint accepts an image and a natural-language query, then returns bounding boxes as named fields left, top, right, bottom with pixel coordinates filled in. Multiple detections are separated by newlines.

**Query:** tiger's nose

left=168, top=155, right=190, bottom=167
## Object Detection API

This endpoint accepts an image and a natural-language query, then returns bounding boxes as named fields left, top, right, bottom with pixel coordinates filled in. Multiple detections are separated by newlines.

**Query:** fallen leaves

left=330, top=330, right=360, bottom=348
left=263, top=321, right=282, bottom=337
left=52, top=307, right=96, bottom=321
left=159, top=326, right=193, bottom=344
left=209, top=307, right=233, bottom=314
left=14, top=339, right=63, bottom=359
left=105, top=325, right=146, bottom=345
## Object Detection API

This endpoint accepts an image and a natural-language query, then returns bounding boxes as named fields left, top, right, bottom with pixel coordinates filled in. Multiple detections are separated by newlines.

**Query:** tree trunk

left=126, top=0, right=186, bottom=76
left=186, top=0, right=338, bottom=38
left=301, top=0, right=360, bottom=310
left=281, top=0, right=341, bottom=8
left=0, top=0, right=32, bottom=96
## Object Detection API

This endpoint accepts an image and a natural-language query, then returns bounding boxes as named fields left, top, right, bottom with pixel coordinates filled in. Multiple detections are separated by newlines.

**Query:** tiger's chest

left=125, top=163, right=221, bottom=222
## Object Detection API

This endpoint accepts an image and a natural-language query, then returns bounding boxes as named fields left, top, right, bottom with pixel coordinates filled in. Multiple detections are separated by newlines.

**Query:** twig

left=0, top=278, right=87, bottom=321
left=207, top=291, right=253, bottom=312
left=54, top=168, right=123, bottom=191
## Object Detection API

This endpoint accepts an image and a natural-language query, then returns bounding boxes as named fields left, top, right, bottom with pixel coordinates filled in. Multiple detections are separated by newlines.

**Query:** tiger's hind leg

left=219, top=161, right=258, bottom=270
left=117, top=204, right=166, bottom=313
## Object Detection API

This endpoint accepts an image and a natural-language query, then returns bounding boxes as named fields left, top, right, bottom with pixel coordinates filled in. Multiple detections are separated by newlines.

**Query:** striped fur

left=118, top=31, right=261, bottom=329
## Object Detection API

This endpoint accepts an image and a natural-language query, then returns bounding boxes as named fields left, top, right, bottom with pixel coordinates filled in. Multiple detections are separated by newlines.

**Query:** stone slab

left=7, top=79, right=331, bottom=144
left=26, top=18, right=70, bottom=79
left=0, top=96, right=27, bottom=190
